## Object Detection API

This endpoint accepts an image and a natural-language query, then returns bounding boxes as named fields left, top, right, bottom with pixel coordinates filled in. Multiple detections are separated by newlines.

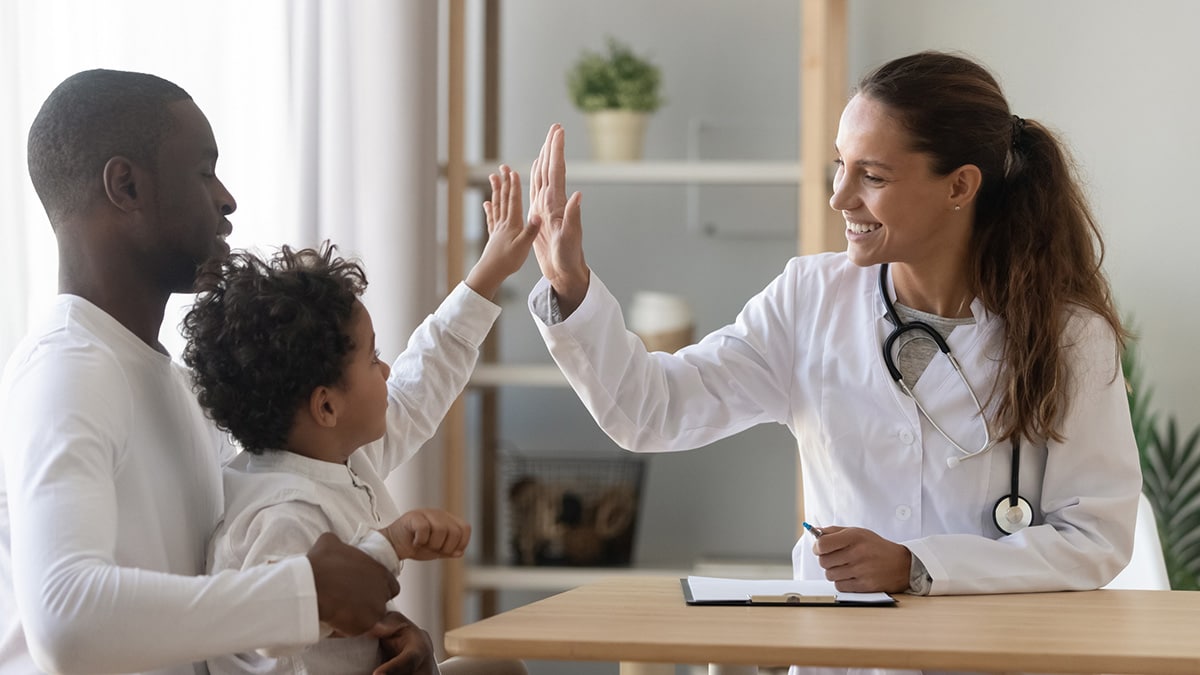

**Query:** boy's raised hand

left=380, top=508, right=471, bottom=561
left=465, top=165, right=539, bottom=301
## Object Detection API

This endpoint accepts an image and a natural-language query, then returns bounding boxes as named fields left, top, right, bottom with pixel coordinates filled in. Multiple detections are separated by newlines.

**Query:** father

left=0, top=69, right=405, bottom=674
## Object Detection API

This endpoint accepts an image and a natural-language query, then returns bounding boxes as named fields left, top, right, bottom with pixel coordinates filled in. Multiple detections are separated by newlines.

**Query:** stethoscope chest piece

left=993, top=495, right=1033, bottom=535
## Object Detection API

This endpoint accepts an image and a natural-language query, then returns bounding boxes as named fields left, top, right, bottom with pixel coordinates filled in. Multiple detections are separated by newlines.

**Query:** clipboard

left=681, top=576, right=896, bottom=607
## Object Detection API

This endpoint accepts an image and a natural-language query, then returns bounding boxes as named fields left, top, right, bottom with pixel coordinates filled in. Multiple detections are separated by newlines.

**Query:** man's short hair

left=27, top=69, right=192, bottom=225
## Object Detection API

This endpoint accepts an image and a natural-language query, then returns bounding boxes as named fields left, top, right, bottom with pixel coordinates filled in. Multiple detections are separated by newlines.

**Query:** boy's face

left=333, top=301, right=391, bottom=451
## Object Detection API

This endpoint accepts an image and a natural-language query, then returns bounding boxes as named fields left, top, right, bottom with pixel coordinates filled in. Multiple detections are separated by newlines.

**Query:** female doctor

left=510, top=51, right=1140, bottom=600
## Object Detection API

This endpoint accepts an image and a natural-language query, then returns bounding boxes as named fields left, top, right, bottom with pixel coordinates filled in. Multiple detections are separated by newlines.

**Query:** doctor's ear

left=947, top=164, right=982, bottom=208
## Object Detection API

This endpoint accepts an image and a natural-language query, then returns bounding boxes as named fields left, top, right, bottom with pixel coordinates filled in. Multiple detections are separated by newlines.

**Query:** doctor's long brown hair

left=858, top=51, right=1126, bottom=444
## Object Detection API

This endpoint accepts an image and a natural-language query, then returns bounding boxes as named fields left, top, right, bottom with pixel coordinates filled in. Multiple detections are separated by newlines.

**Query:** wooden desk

left=444, top=576, right=1200, bottom=674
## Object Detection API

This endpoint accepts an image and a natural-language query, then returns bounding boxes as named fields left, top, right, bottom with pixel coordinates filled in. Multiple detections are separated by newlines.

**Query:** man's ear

left=308, top=386, right=340, bottom=429
left=102, top=156, right=142, bottom=211
left=948, top=163, right=983, bottom=207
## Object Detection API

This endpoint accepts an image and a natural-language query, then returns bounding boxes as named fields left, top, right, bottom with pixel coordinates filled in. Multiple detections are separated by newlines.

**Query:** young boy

left=183, top=167, right=533, bottom=674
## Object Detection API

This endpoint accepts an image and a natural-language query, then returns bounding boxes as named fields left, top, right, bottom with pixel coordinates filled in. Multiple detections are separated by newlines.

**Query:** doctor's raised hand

left=528, top=123, right=588, bottom=317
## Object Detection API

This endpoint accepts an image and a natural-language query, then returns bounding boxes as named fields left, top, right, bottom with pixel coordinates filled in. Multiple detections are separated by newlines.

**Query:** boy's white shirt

left=207, top=280, right=499, bottom=675
left=208, top=452, right=401, bottom=673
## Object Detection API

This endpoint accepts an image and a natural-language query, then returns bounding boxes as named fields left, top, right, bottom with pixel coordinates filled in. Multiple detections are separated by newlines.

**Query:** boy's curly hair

left=181, top=243, right=368, bottom=453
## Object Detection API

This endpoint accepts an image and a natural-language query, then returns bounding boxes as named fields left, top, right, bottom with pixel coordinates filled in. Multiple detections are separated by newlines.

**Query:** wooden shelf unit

left=440, top=0, right=847, bottom=635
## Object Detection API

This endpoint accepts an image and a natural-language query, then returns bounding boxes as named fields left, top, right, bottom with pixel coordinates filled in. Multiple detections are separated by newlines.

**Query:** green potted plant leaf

left=1124, top=330, right=1200, bottom=589
left=567, top=37, right=663, bottom=161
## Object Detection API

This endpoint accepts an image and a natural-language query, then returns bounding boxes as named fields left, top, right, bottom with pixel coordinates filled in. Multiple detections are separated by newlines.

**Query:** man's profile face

left=139, top=99, right=236, bottom=293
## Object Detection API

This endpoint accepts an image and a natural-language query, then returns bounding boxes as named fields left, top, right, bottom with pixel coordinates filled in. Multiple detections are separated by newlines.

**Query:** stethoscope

left=878, top=263, right=1033, bottom=535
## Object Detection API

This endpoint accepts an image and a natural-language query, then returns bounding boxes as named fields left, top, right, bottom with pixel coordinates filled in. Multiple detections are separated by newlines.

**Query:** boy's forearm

left=464, top=260, right=504, bottom=301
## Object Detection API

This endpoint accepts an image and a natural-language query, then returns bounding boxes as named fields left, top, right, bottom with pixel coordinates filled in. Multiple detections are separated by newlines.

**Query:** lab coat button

left=898, top=429, right=915, bottom=445
left=895, top=505, right=912, bottom=520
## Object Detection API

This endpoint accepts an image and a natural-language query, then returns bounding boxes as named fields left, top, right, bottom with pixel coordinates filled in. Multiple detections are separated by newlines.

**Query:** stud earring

left=954, top=204, right=961, bottom=211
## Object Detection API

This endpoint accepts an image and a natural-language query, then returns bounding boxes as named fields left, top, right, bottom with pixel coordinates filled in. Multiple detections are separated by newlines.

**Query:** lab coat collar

left=870, top=264, right=996, bottom=328
left=866, top=262, right=1002, bottom=426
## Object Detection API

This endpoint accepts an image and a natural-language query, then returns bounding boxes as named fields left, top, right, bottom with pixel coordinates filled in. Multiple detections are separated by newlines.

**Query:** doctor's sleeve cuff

left=529, top=279, right=564, bottom=326
left=907, top=553, right=932, bottom=596
left=904, top=540, right=946, bottom=595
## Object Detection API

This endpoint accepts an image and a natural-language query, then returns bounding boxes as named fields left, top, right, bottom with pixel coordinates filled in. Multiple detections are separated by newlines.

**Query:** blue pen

left=802, top=521, right=824, bottom=538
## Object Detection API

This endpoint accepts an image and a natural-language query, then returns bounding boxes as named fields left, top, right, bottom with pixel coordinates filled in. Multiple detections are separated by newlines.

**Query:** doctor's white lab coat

left=529, top=252, right=1140, bottom=595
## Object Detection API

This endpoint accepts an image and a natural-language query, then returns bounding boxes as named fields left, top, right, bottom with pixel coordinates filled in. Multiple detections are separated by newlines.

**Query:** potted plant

left=567, top=37, right=663, bottom=161
left=1124, top=337, right=1200, bottom=590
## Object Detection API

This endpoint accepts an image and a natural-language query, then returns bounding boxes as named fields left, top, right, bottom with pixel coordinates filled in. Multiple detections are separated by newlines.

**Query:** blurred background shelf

left=469, top=364, right=569, bottom=388
left=464, top=558, right=792, bottom=592
left=455, top=160, right=803, bottom=186
left=465, top=564, right=690, bottom=592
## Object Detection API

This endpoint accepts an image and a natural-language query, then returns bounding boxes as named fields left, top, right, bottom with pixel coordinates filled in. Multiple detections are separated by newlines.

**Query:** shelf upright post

left=478, top=0, right=501, bottom=620
left=800, top=0, right=847, bottom=258
left=798, top=0, right=847, bottom=533
left=443, top=0, right=468, bottom=635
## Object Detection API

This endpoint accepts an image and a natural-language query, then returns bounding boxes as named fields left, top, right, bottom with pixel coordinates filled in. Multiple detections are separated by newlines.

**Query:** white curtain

left=1, top=0, right=445, bottom=643
left=287, top=0, right=445, bottom=637
left=0, top=1, right=50, bottom=364
left=0, top=0, right=294, bottom=360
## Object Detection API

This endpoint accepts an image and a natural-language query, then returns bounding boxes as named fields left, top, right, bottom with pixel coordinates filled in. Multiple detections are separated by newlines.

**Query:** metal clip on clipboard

left=749, top=593, right=837, bottom=605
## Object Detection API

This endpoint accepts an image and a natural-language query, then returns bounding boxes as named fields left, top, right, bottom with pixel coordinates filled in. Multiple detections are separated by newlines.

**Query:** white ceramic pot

left=628, top=291, right=693, bottom=353
left=585, top=109, right=649, bottom=161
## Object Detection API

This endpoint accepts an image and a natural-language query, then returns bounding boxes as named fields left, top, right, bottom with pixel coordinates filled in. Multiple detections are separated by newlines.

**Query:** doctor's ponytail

left=858, top=51, right=1126, bottom=444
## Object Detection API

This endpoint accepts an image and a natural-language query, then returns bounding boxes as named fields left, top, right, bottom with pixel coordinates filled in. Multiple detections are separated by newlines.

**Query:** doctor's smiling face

left=830, top=93, right=974, bottom=274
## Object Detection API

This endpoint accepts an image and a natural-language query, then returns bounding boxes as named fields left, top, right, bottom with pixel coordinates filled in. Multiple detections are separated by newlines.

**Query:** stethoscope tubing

left=878, top=263, right=1032, bottom=534
left=878, top=263, right=993, bottom=459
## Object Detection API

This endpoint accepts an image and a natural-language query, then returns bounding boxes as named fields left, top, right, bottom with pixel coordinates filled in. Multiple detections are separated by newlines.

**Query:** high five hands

left=478, top=124, right=588, bottom=316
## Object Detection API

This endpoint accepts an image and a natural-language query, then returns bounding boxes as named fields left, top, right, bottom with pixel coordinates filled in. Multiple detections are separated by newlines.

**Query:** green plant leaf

left=1144, top=411, right=1200, bottom=590
left=1123, top=330, right=1200, bottom=590
left=566, top=37, right=663, bottom=113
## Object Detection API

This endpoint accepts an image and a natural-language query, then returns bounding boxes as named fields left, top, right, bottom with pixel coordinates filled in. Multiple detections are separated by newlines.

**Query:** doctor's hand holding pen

left=810, top=525, right=913, bottom=594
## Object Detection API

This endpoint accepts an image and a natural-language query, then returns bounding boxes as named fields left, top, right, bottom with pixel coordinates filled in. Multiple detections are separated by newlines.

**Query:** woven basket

left=505, top=455, right=645, bottom=566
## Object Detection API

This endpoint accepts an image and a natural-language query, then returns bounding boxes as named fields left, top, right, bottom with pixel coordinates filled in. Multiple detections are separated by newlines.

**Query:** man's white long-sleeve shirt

left=0, top=295, right=317, bottom=675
